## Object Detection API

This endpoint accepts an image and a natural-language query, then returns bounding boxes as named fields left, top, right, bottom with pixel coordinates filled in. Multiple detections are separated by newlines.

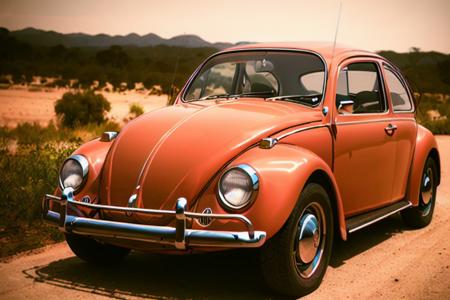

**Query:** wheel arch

left=428, top=147, right=441, bottom=185
left=198, top=143, right=348, bottom=241
left=307, top=170, right=345, bottom=241
left=406, top=125, right=441, bottom=206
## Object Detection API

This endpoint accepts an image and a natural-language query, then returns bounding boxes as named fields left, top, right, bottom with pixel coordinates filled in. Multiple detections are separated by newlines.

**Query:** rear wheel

left=260, top=183, right=334, bottom=297
left=401, top=157, right=438, bottom=228
left=65, top=234, right=130, bottom=265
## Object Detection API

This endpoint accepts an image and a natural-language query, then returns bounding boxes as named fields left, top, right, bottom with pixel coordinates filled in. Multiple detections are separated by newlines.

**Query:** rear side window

left=383, top=67, right=413, bottom=111
left=336, top=62, right=386, bottom=114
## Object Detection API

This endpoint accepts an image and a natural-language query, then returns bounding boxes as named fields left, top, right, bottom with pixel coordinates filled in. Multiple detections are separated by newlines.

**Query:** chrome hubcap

left=294, top=202, right=326, bottom=279
left=297, top=214, right=320, bottom=264
left=420, top=167, right=434, bottom=215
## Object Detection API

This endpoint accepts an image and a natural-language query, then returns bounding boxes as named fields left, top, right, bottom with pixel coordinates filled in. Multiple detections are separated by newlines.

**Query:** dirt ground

left=0, top=88, right=168, bottom=127
left=0, top=136, right=449, bottom=300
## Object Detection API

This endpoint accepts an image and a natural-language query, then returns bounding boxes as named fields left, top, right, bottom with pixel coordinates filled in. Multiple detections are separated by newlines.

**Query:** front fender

left=193, top=143, right=347, bottom=241
left=59, top=138, right=113, bottom=200
left=50, top=138, right=113, bottom=215
left=406, top=125, right=441, bottom=206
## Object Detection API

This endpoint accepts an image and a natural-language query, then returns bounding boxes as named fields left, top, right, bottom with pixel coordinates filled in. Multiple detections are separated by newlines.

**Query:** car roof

left=224, top=42, right=382, bottom=62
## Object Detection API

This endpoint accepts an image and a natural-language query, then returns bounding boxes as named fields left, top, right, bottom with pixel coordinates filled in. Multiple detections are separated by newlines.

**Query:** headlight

left=218, top=164, right=259, bottom=211
left=59, top=155, right=89, bottom=192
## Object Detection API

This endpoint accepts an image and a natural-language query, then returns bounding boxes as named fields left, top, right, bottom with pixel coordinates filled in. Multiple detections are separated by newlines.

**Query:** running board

left=346, top=200, right=412, bottom=234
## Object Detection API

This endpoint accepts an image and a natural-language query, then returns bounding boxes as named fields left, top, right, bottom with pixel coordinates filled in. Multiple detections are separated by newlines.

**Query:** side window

left=383, top=67, right=413, bottom=111
left=336, top=62, right=386, bottom=114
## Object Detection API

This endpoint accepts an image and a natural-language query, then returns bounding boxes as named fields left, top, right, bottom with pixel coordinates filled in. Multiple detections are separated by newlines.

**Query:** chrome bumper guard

left=42, top=188, right=266, bottom=250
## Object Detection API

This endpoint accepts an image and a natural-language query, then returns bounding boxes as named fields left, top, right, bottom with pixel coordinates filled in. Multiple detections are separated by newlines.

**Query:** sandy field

left=0, top=136, right=448, bottom=299
left=0, top=88, right=168, bottom=127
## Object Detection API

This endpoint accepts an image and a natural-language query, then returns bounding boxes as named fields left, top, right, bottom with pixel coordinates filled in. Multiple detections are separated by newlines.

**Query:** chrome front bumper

left=42, top=188, right=266, bottom=250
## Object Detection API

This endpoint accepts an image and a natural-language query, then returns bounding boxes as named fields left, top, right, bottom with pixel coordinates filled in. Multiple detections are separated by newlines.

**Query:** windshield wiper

left=266, top=94, right=321, bottom=104
left=199, top=94, right=234, bottom=100
left=237, top=91, right=276, bottom=97
left=198, top=90, right=278, bottom=101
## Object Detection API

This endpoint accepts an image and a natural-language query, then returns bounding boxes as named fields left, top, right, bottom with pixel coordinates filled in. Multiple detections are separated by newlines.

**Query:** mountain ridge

left=5, top=27, right=236, bottom=49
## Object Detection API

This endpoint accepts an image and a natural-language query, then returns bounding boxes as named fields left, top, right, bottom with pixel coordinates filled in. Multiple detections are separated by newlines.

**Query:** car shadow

left=330, top=213, right=410, bottom=268
left=23, top=214, right=412, bottom=299
left=23, top=248, right=287, bottom=300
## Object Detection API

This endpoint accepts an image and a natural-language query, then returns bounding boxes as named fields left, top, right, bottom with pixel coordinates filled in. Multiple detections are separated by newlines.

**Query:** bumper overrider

left=42, top=188, right=266, bottom=250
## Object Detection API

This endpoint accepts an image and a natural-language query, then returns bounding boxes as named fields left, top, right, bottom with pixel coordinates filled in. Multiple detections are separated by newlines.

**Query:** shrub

left=0, top=142, right=77, bottom=229
left=0, top=138, right=79, bottom=257
left=129, top=103, right=144, bottom=118
left=419, top=119, right=450, bottom=135
left=55, top=90, right=111, bottom=128
left=0, top=122, right=124, bottom=257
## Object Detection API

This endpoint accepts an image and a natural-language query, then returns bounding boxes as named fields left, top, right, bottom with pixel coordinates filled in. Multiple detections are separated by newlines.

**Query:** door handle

left=384, top=123, right=397, bottom=136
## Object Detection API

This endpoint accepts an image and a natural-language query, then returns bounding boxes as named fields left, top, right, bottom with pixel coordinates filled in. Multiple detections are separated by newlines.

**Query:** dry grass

left=0, top=87, right=168, bottom=128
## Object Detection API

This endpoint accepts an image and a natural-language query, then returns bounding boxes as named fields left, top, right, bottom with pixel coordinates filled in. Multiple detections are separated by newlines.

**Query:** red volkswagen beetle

left=43, top=42, right=441, bottom=296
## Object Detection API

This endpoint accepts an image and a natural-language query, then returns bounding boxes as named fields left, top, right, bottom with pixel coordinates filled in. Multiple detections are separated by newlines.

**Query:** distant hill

left=0, top=27, right=449, bottom=97
left=6, top=27, right=235, bottom=49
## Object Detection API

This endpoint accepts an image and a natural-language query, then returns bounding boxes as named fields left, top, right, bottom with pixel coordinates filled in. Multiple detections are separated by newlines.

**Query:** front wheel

left=260, top=183, right=334, bottom=297
left=65, top=234, right=130, bottom=265
left=401, top=157, right=438, bottom=228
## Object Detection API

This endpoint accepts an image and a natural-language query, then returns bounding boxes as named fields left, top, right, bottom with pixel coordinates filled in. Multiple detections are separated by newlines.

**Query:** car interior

left=336, top=62, right=386, bottom=114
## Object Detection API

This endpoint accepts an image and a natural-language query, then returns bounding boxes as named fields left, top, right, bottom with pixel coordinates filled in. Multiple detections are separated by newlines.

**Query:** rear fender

left=406, top=125, right=441, bottom=206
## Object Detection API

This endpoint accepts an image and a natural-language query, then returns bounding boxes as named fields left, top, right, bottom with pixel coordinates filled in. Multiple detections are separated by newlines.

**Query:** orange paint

left=51, top=43, right=440, bottom=249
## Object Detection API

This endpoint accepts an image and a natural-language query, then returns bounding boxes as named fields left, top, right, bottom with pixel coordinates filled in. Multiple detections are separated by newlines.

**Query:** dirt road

left=1, top=136, right=449, bottom=300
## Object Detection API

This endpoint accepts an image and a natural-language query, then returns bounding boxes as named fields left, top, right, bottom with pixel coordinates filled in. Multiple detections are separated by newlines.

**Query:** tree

left=437, top=58, right=450, bottom=86
left=55, top=91, right=111, bottom=127
left=129, top=103, right=144, bottom=118
left=96, top=45, right=130, bottom=69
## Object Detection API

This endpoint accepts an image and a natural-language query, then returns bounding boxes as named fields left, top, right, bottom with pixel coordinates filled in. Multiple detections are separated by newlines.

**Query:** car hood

left=100, top=98, right=322, bottom=219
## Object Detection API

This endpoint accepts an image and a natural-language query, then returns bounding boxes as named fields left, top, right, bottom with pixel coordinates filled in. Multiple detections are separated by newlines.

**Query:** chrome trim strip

left=43, top=188, right=265, bottom=249
left=180, top=48, right=329, bottom=108
left=347, top=201, right=412, bottom=234
left=276, top=125, right=327, bottom=141
left=335, top=118, right=415, bottom=126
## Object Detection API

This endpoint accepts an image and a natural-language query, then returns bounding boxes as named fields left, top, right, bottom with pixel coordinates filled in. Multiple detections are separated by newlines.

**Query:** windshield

left=183, top=50, right=326, bottom=106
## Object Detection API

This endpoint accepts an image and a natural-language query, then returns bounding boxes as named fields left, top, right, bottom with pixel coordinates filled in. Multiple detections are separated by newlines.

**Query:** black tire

left=401, top=157, right=438, bottom=228
left=65, top=234, right=130, bottom=265
left=260, top=183, right=334, bottom=297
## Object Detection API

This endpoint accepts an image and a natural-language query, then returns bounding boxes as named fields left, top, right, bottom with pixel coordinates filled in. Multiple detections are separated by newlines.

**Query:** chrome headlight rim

left=217, top=164, right=259, bottom=212
left=58, top=154, right=89, bottom=194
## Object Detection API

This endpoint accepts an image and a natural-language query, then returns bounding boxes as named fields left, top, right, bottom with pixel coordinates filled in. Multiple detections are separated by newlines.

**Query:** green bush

left=0, top=122, right=123, bottom=257
left=419, top=119, right=450, bottom=135
left=416, top=95, right=450, bottom=134
left=129, top=102, right=144, bottom=118
left=55, top=90, right=111, bottom=128
left=0, top=142, right=77, bottom=228
left=0, top=138, right=79, bottom=257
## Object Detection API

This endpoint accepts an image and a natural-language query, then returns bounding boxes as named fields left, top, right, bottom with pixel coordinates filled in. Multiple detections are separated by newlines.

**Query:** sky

left=0, top=0, right=449, bottom=53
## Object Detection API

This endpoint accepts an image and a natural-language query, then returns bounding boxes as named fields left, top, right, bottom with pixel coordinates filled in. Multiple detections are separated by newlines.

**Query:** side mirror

left=337, top=99, right=354, bottom=114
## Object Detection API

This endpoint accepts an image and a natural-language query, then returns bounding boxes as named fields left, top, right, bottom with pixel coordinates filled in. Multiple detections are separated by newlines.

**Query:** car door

left=381, top=64, right=417, bottom=201
left=333, top=59, right=397, bottom=216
